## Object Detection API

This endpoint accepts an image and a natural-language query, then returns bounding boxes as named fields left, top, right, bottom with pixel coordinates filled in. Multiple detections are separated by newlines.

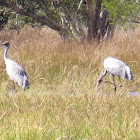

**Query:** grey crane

left=96, top=56, right=133, bottom=92
left=1, top=41, right=29, bottom=91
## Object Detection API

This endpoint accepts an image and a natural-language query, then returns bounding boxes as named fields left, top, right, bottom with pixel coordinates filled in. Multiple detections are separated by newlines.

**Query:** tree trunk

left=107, top=22, right=115, bottom=40
left=87, top=0, right=94, bottom=41
left=99, top=8, right=109, bottom=40
left=93, top=0, right=102, bottom=39
left=87, top=0, right=103, bottom=41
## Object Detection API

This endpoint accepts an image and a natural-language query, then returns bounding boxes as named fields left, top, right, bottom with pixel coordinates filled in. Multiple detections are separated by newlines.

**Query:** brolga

left=1, top=41, right=29, bottom=92
left=96, top=56, right=133, bottom=92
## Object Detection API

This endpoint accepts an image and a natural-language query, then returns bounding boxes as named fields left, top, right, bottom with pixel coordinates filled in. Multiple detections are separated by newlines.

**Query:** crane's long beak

left=96, top=79, right=102, bottom=90
left=96, top=82, right=100, bottom=89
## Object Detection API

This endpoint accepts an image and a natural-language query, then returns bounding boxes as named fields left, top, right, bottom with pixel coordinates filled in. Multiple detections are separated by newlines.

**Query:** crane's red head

left=97, top=78, right=102, bottom=83
left=96, top=78, right=102, bottom=89
left=2, top=41, right=10, bottom=47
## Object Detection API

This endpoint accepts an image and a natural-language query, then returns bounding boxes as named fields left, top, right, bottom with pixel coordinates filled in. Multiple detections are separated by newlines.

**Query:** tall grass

left=0, top=26, right=139, bottom=139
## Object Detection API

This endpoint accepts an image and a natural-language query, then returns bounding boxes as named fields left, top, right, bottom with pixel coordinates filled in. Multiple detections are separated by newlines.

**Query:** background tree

left=0, top=8, right=9, bottom=31
left=0, top=0, right=139, bottom=41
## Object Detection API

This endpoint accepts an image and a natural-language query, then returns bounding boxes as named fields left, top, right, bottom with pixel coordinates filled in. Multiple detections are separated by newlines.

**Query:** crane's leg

left=8, top=81, right=17, bottom=95
left=118, top=76, right=122, bottom=87
left=13, top=81, right=15, bottom=89
left=112, top=75, right=116, bottom=92
left=103, top=75, right=122, bottom=90
left=12, top=81, right=17, bottom=92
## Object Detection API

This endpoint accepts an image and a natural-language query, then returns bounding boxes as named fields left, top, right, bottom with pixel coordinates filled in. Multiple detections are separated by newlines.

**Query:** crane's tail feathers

left=22, top=75, right=29, bottom=90
left=125, top=66, right=133, bottom=81
left=24, top=79, right=29, bottom=90
left=128, top=71, right=133, bottom=81
left=120, top=66, right=133, bottom=81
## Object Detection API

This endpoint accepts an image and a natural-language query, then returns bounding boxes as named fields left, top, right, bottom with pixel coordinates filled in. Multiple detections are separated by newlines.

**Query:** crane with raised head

left=1, top=41, right=29, bottom=91
left=96, top=56, right=133, bottom=92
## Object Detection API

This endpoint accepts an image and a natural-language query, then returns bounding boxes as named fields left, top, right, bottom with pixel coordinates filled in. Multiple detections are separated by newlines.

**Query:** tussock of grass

left=0, top=27, right=139, bottom=139
left=0, top=93, right=139, bottom=139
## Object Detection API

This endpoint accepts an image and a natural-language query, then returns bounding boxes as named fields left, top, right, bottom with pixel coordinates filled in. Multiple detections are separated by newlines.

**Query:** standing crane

left=96, top=56, right=133, bottom=92
left=1, top=41, right=29, bottom=91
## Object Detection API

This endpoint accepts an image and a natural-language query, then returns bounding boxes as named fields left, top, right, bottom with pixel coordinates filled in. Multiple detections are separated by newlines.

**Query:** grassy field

left=0, top=27, right=139, bottom=139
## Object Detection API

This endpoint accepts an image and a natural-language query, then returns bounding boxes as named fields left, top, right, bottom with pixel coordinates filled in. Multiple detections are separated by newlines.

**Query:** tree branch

left=0, top=0, right=68, bottom=33
left=132, top=20, right=140, bottom=24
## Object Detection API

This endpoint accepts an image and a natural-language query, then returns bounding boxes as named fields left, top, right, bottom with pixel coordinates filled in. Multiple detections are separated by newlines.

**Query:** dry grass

left=0, top=26, right=139, bottom=139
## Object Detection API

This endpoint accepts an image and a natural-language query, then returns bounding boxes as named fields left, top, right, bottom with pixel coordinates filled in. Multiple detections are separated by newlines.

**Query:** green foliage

left=0, top=7, right=9, bottom=30
left=0, top=7, right=40, bottom=31
left=103, top=0, right=140, bottom=27
left=0, top=0, right=139, bottom=37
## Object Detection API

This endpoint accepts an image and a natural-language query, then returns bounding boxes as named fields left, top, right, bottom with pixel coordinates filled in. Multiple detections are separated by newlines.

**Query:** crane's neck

left=99, top=70, right=107, bottom=79
left=4, top=45, right=10, bottom=60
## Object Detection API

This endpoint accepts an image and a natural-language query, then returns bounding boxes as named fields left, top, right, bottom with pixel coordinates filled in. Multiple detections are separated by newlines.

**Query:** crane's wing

left=125, top=66, right=133, bottom=80
left=104, top=57, right=126, bottom=75
left=104, top=57, right=133, bottom=80
left=6, top=59, right=29, bottom=89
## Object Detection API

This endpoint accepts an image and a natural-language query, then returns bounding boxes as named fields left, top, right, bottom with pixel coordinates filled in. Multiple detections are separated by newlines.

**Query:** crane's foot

left=8, top=90, right=16, bottom=96
left=114, top=86, right=117, bottom=93
left=118, top=84, right=122, bottom=87
left=8, top=87, right=17, bottom=96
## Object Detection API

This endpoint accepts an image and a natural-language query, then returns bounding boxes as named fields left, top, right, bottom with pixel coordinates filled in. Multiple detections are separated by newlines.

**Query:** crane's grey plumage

left=96, top=56, right=133, bottom=92
left=1, top=41, right=29, bottom=91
